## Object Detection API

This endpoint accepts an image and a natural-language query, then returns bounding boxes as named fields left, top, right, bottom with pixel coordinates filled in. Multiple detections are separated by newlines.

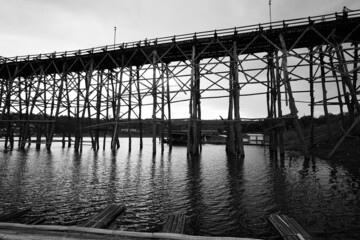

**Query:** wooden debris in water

left=80, top=204, right=125, bottom=229
left=162, top=211, right=186, bottom=234
left=0, top=208, right=31, bottom=222
left=269, top=214, right=311, bottom=240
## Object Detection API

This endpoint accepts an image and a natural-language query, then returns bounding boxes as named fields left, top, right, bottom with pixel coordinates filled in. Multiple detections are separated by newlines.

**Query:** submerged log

left=0, top=208, right=31, bottom=222
left=80, top=204, right=125, bottom=229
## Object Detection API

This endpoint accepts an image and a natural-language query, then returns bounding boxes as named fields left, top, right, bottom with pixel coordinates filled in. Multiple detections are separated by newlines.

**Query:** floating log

left=269, top=214, right=311, bottom=240
left=162, top=211, right=186, bottom=234
left=0, top=208, right=31, bottom=222
left=80, top=204, right=125, bottom=229
left=0, top=222, right=262, bottom=240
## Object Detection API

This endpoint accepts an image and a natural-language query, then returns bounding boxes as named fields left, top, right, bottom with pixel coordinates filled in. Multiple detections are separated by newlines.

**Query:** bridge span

left=1, top=10, right=360, bottom=158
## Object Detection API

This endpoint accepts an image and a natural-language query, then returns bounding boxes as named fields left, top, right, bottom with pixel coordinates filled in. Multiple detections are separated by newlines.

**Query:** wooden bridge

left=1, top=9, right=360, bottom=158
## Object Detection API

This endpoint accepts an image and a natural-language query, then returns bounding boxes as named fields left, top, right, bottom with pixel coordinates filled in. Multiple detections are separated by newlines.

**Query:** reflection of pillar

left=185, top=155, right=204, bottom=235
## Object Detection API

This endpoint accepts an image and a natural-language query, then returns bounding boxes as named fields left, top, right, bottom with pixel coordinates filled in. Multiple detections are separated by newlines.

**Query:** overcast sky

left=1, top=0, right=360, bottom=119
left=1, top=0, right=359, bottom=57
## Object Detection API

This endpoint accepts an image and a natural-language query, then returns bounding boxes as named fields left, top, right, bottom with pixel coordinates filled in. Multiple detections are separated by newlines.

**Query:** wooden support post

left=128, top=67, right=132, bottom=153
left=232, top=42, right=244, bottom=158
left=112, top=63, right=123, bottom=151
left=152, top=51, right=157, bottom=155
left=74, top=73, right=81, bottom=152
left=279, top=34, right=309, bottom=158
left=36, top=124, right=42, bottom=150
left=319, top=47, right=333, bottom=142
left=64, top=71, right=72, bottom=148
left=187, top=45, right=201, bottom=155
left=95, top=72, right=104, bottom=151
left=161, top=64, right=165, bottom=153
left=166, top=64, right=173, bottom=150
left=226, top=60, right=236, bottom=155
left=309, top=48, right=315, bottom=146
left=136, top=66, right=143, bottom=150
left=275, top=51, right=284, bottom=156
left=267, top=52, right=277, bottom=155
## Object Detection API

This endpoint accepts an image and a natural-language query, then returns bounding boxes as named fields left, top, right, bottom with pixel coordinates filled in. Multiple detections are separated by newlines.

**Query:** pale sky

left=1, top=0, right=360, bottom=119
left=2, top=0, right=359, bottom=57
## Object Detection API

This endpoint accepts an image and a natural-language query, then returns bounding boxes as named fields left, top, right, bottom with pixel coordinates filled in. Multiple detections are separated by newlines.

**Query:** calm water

left=0, top=138, right=360, bottom=239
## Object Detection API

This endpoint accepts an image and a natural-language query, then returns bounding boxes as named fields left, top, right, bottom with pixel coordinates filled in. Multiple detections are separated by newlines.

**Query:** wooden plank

left=80, top=204, right=125, bottom=229
left=162, top=211, right=186, bottom=234
left=0, top=208, right=31, bottom=222
left=269, top=214, right=311, bottom=240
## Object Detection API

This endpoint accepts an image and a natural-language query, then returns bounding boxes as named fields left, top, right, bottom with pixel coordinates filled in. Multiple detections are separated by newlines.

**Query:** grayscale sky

left=1, top=0, right=359, bottom=57
left=1, top=0, right=360, bottom=119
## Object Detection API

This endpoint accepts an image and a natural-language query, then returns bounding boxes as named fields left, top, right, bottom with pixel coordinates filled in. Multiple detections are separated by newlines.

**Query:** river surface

left=0, top=137, right=360, bottom=239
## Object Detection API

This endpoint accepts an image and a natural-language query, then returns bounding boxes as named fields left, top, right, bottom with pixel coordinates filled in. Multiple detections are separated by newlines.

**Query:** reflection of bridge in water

left=1, top=10, right=360, bottom=158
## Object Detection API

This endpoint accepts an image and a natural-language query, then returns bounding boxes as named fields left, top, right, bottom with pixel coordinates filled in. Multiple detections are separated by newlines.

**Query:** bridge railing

left=1, top=9, right=360, bottom=64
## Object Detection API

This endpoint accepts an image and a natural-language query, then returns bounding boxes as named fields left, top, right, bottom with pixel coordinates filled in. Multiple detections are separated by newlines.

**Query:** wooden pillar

left=152, top=51, right=158, bottom=155
left=103, top=70, right=110, bottom=150
left=161, top=64, right=165, bottom=153
left=232, top=42, right=244, bottom=157
left=166, top=64, right=173, bottom=150
left=226, top=59, right=235, bottom=155
left=275, top=51, right=284, bottom=156
left=36, top=124, right=42, bottom=150
left=136, top=66, right=143, bottom=150
left=319, top=47, right=333, bottom=142
left=112, top=59, right=124, bottom=151
left=279, top=34, right=309, bottom=158
left=95, top=71, right=104, bottom=151
left=187, top=45, right=201, bottom=155
left=267, top=52, right=277, bottom=155
left=64, top=71, right=72, bottom=148
left=74, top=72, right=81, bottom=152
left=309, top=48, right=315, bottom=146
left=128, top=67, right=132, bottom=153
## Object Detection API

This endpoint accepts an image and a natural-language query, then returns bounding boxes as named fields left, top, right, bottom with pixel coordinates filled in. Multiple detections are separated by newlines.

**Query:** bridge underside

left=0, top=11, right=360, bottom=158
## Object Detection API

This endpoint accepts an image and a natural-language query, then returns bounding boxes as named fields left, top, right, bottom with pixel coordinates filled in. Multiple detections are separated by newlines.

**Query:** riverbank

left=310, top=136, right=360, bottom=170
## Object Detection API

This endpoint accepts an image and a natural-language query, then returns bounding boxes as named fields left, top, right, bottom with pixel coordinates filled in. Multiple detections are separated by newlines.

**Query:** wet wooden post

left=161, top=64, right=165, bottom=153
left=232, top=41, right=244, bottom=158
left=353, top=43, right=358, bottom=133
left=267, top=52, right=277, bottom=154
left=103, top=70, right=111, bottom=150
left=36, top=124, right=42, bottom=149
left=18, top=78, right=24, bottom=149
left=279, top=34, right=309, bottom=158
left=95, top=72, right=104, bottom=151
left=275, top=51, right=284, bottom=156
left=128, top=67, right=132, bottom=153
left=136, top=66, right=143, bottom=150
left=166, top=64, right=173, bottom=150
left=187, top=44, right=201, bottom=155
left=226, top=58, right=236, bottom=155
left=112, top=59, right=124, bottom=151
left=152, top=51, right=158, bottom=155
left=74, top=73, right=81, bottom=152
left=3, top=66, right=18, bottom=149
left=319, top=47, right=333, bottom=142
left=309, top=48, right=315, bottom=146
